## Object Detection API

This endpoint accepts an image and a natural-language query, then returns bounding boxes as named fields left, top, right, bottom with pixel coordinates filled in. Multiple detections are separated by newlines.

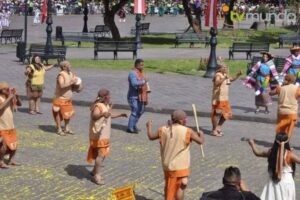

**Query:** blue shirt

left=127, top=70, right=145, bottom=99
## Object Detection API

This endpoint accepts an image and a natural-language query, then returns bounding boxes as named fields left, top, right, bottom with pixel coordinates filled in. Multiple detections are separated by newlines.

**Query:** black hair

left=222, top=166, right=241, bottom=186
left=31, top=55, right=43, bottom=71
left=268, top=133, right=296, bottom=182
left=135, top=58, right=144, bottom=66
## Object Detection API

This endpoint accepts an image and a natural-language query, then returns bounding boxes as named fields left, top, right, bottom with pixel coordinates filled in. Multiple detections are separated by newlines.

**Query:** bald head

left=98, top=88, right=110, bottom=98
left=60, top=61, right=71, bottom=72
left=96, top=88, right=110, bottom=103
left=171, top=110, right=187, bottom=125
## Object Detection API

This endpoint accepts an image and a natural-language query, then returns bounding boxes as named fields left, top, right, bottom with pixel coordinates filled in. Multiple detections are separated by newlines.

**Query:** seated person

left=200, top=166, right=260, bottom=200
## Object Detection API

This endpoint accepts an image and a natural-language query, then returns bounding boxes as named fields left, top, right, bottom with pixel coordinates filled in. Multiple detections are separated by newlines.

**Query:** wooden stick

left=192, top=104, right=205, bottom=158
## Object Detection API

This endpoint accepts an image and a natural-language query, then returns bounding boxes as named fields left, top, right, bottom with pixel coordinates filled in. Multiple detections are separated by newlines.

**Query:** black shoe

left=126, top=129, right=139, bottom=134
left=134, top=128, right=141, bottom=133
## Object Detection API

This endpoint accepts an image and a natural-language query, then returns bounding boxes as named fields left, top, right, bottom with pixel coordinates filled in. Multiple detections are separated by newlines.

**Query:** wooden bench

left=130, top=23, right=151, bottom=35
left=278, top=34, right=300, bottom=48
left=247, top=56, right=286, bottom=74
left=0, top=29, right=23, bottom=44
left=94, top=41, right=137, bottom=60
left=11, top=29, right=23, bottom=43
left=58, top=32, right=96, bottom=47
left=175, top=32, right=209, bottom=48
left=229, top=42, right=270, bottom=60
left=25, top=44, right=67, bottom=64
left=93, top=25, right=111, bottom=38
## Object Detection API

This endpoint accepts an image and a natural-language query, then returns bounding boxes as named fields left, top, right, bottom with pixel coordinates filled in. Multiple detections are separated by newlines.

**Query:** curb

left=19, top=95, right=279, bottom=125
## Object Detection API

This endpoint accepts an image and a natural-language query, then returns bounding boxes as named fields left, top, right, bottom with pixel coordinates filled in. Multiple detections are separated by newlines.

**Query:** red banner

left=41, top=0, right=47, bottom=23
left=205, top=0, right=217, bottom=28
left=134, top=0, right=145, bottom=15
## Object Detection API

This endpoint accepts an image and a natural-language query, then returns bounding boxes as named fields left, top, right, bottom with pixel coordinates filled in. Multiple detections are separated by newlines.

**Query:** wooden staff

left=192, top=104, right=205, bottom=158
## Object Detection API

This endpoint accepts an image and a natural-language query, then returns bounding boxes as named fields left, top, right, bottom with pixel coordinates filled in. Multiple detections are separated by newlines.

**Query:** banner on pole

left=205, top=0, right=217, bottom=28
left=134, top=0, right=145, bottom=15
left=41, top=0, right=47, bottom=23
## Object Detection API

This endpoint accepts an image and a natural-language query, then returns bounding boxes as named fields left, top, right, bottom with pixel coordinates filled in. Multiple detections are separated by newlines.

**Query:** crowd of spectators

left=0, top=0, right=292, bottom=17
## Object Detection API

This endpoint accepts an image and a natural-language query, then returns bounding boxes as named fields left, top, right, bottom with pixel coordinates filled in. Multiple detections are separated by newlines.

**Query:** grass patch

left=0, top=27, right=295, bottom=49
left=68, top=58, right=248, bottom=77
left=50, top=27, right=294, bottom=49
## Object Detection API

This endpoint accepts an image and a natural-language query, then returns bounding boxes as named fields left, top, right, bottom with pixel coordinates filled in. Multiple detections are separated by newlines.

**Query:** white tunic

left=33, top=9, right=41, bottom=24
left=261, top=162, right=295, bottom=200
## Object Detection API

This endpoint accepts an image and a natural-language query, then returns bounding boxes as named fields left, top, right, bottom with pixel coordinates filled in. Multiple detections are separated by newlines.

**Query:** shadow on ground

left=38, top=125, right=57, bottom=133
left=135, top=195, right=154, bottom=200
left=65, top=164, right=92, bottom=180
left=112, top=124, right=127, bottom=132
left=17, top=107, right=29, bottom=114
left=231, top=105, right=255, bottom=114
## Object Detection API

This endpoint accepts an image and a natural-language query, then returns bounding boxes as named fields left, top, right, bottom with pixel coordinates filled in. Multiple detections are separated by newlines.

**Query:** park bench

left=278, top=34, right=300, bottom=48
left=94, top=41, right=137, bottom=60
left=174, top=32, right=209, bottom=48
left=24, top=44, right=67, bottom=64
left=58, top=32, right=96, bottom=47
left=130, top=23, right=151, bottom=35
left=229, top=42, right=270, bottom=60
left=247, top=56, right=286, bottom=74
left=93, top=25, right=111, bottom=38
left=0, top=29, right=23, bottom=44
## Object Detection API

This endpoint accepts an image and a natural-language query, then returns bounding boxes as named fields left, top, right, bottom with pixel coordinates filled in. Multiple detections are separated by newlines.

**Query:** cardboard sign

left=111, top=184, right=135, bottom=200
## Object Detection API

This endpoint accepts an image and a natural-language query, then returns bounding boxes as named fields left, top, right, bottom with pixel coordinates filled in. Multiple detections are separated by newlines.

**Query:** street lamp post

left=45, top=0, right=53, bottom=54
left=82, top=4, right=88, bottom=33
left=135, top=13, right=142, bottom=49
left=24, top=0, right=28, bottom=47
left=204, top=27, right=218, bottom=78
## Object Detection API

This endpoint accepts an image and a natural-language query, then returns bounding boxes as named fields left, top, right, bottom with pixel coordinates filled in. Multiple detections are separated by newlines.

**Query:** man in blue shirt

left=127, top=59, right=148, bottom=133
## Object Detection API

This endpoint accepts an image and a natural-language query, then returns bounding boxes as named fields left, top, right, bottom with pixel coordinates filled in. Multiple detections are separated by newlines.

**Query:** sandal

left=8, top=161, right=21, bottom=166
left=92, top=175, right=105, bottom=185
left=211, top=130, right=223, bottom=137
left=29, top=110, right=36, bottom=115
left=254, top=109, right=260, bottom=114
left=35, top=111, right=43, bottom=114
left=57, top=129, right=66, bottom=136
left=217, top=130, right=224, bottom=136
left=264, top=110, right=270, bottom=114
left=65, top=129, right=74, bottom=135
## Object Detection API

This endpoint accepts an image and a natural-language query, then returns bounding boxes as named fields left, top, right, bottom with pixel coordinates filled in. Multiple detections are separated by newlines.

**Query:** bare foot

left=0, top=162, right=9, bottom=169
left=92, top=174, right=105, bottom=185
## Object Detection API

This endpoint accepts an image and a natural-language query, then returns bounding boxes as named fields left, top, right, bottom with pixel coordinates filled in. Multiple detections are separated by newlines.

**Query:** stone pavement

left=1, top=102, right=300, bottom=200
left=0, top=46, right=294, bottom=124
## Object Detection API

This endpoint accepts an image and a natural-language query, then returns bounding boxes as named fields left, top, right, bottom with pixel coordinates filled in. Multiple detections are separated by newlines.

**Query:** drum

left=72, top=77, right=83, bottom=93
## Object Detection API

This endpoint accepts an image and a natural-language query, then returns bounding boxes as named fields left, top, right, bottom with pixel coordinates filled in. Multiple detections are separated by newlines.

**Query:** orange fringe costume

left=52, top=98, right=75, bottom=120
left=0, top=129, right=17, bottom=150
left=164, top=169, right=190, bottom=200
left=87, top=139, right=110, bottom=164
left=211, top=100, right=232, bottom=121
left=276, top=114, right=297, bottom=138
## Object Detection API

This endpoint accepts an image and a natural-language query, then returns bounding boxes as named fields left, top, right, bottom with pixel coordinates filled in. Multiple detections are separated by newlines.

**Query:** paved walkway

left=0, top=46, right=294, bottom=124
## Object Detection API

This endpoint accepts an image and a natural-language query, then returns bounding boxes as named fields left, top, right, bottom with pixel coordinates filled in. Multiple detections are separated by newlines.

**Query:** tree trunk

left=103, top=0, right=128, bottom=40
left=104, top=11, right=121, bottom=40
left=223, top=0, right=235, bottom=29
left=182, top=0, right=201, bottom=33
